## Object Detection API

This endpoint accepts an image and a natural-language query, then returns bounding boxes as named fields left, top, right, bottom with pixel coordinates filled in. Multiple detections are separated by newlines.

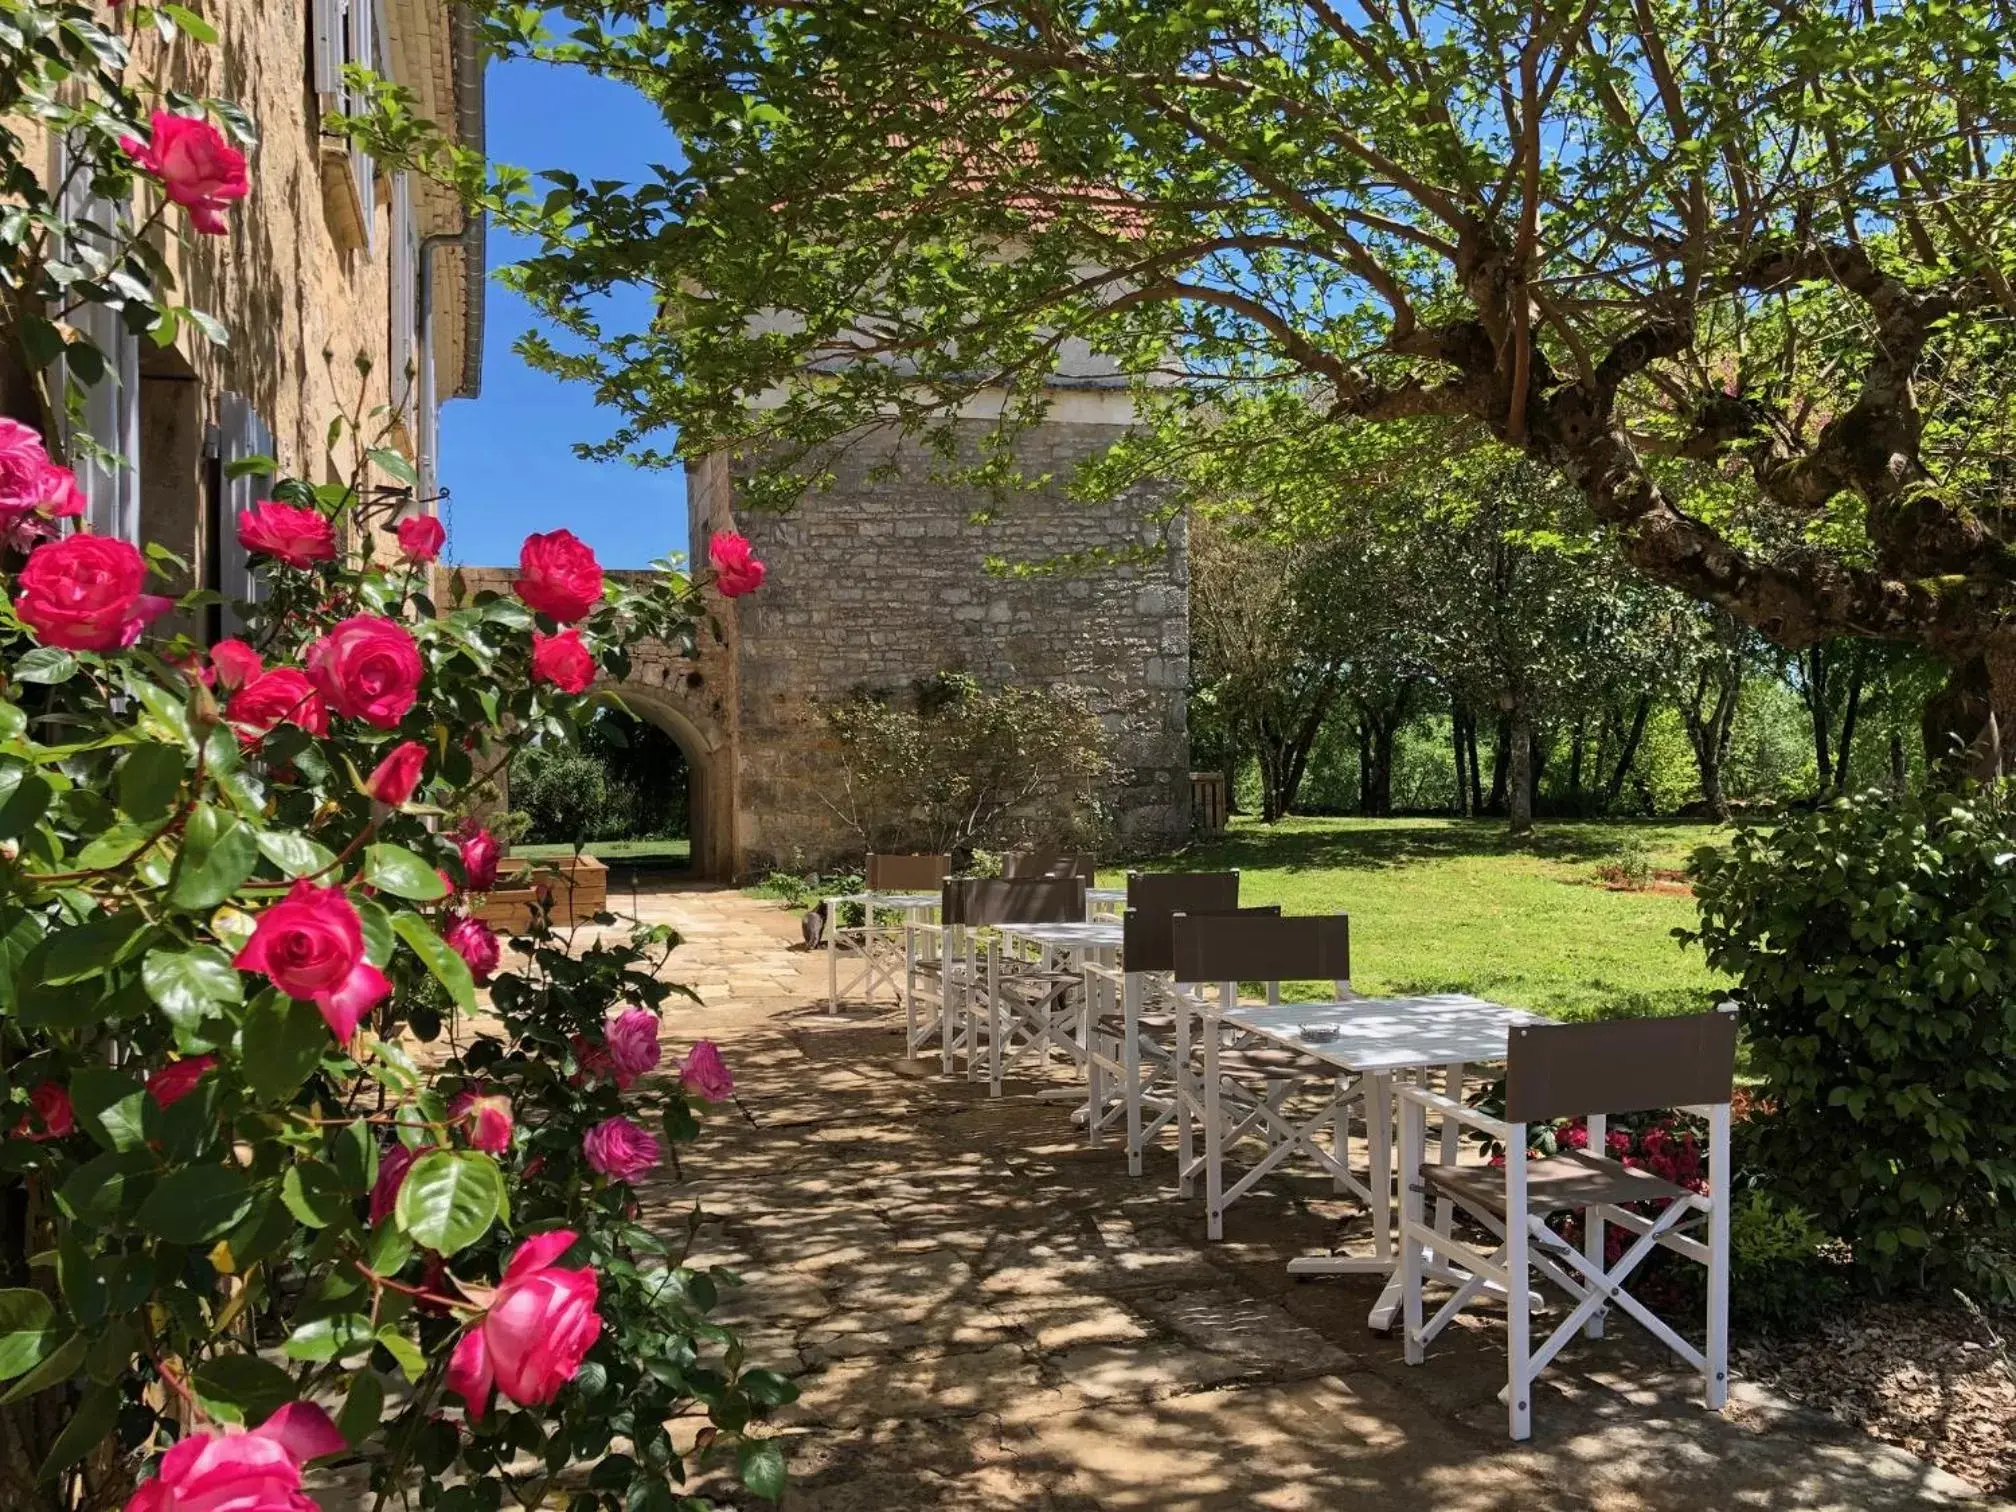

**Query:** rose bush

left=0, top=420, right=786, bottom=1511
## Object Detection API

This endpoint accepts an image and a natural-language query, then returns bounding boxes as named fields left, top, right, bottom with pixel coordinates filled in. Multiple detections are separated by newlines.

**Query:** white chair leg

left=1707, top=1102, right=1731, bottom=1410
left=1123, top=973, right=1144, bottom=1176
left=1584, top=1111, right=1607, bottom=1340
left=1505, top=1135, right=1532, bottom=1440
left=1399, top=1097, right=1427, bottom=1366
left=1368, top=1075, right=1393, bottom=1266
left=1176, top=992, right=1195, bottom=1197
left=1204, top=1021, right=1224, bottom=1240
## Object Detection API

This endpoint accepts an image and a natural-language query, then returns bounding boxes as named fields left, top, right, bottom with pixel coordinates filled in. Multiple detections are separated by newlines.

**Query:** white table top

left=825, top=890, right=942, bottom=909
left=999, top=920, right=1125, bottom=951
left=1221, top=994, right=1553, bottom=1073
left=1088, top=888, right=1125, bottom=903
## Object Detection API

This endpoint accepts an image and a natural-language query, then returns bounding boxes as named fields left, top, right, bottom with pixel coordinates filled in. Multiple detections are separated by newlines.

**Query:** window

left=311, top=0, right=381, bottom=251
left=210, top=394, right=274, bottom=636
left=388, top=172, right=418, bottom=428
left=51, top=134, right=141, bottom=543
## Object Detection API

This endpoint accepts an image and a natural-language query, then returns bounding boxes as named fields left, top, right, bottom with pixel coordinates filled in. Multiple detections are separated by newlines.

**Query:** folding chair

left=1170, top=914, right=1359, bottom=1241
left=831, top=853, right=950, bottom=1017
left=1080, top=872, right=1239, bottom=1173
left=1002, top=850, right=1097, bottom=883
left=914, top=877, right=1087, bottom=1091
left=1397, top=1010, right=1736, bottom=1440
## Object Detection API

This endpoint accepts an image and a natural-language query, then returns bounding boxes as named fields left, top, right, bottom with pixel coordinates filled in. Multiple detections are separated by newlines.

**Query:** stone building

left=11, top=0, right=483, bottom=581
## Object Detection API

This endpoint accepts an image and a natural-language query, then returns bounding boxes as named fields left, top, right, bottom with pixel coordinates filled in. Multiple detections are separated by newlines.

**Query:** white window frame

left=311, top=0, right=381, bottom=252
left=388, top=172, right=418, bottom=428
left=216, top=394, right=275, bottom=633
left=51, top=135, right=141, bottom=544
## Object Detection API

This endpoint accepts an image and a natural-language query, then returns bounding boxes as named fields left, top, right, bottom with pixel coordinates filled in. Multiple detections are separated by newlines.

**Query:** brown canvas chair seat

left=1420, top=1148, right=1692, bottom=1219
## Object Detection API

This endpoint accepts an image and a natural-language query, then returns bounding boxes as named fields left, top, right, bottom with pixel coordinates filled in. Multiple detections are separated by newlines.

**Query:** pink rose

left=680, top=1041, right=734, bottom=1103
left=569, top=1033, right=617, bottom=1087
left=447, top=1230, right=601, bottom=1420
left=393, top=514, right=445, bottom=563
left=582, top=1116, right=660, bottom=1183
left=209, top=638, right=263, bottom=691
left=457, top=825, right=501, bottom=891
left=444, top=911, right=500, bottom=984
left=604, top=1009, right=661, bottom=1084
left=14, top=534, right=172, bottom=652
left=514, top=530, right=603, bottom=623
left=707, top=530, right=766, bottom=598
left=119, top=110, right=249, bottom=235
left=370, top=1141, right=426, bottom=1225
left=233, top=881, right=390, bottom=1042
left=0, top=420, right=83, bottom=550
left=15, top=1081, right=72, bottom=1141
left=146, top=1056, right=215, bottom=1109
left=450, top=1091, right=512, bottom=1154
left=123, top=1403, right=343, bottom=1512
left=363, top=740, right=428, bottom=805
left=530, top=629, right=595, bottom=694
left=227, top=668, right=329, bottom=745
left=306, top=616, right=423, bottom=729
left=237, top=501, right=335, bottom=568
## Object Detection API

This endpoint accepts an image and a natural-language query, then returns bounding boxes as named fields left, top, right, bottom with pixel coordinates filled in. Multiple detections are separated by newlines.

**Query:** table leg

left=1123, top=972, right=1144, bottom=1176
left=825, top=896, right=839, bottom=1015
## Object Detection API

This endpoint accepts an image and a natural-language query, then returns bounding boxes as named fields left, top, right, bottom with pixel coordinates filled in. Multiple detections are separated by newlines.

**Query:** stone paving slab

left=621, top=882, right=2002, bottom=1511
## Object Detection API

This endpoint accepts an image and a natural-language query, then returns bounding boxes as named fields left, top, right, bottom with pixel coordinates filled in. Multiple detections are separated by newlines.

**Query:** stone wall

left=700, top=417, right=1191, bottom=873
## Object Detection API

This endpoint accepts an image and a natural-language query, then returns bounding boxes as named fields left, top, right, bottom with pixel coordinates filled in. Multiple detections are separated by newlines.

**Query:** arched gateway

left=459, top=404, right=1194, bottom=882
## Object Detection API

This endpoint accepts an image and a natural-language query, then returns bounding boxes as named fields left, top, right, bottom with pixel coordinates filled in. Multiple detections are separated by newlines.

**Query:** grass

left=1109, top=815, right=1730, bottom=1021
left=515, top=838, right=691, bottom=869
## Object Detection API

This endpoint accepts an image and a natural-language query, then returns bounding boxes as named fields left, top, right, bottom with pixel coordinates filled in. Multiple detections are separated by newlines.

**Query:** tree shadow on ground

left=1139, top=818, right=1725, bottom=877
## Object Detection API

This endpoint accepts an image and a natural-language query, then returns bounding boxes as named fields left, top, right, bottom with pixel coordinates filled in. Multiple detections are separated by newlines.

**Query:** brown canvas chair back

left=941, top=876, right=1087, bottom=928
left=866, top=853, right=951, bottom=891
left=1504, top=1010, right=1737, bottom=1124
left=1125, top=904, right=1279, bottom=974
left=1003, top=851, right=1097, bottom=881
left=1170, top=913, right=1351, bottom=988
left=1117, top=872, right=1239, bottom=969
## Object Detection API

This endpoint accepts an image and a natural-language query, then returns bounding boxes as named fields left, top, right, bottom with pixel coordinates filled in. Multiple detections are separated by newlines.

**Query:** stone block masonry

left=717, top=416, right=1191, bottom=873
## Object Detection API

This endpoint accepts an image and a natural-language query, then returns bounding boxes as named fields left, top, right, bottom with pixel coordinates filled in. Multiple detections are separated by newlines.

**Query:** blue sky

left=438, top=60, right=687, bottom=570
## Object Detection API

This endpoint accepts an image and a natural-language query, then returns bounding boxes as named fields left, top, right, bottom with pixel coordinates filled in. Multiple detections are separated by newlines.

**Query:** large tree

left=463, top=0, right=2016, bottom=762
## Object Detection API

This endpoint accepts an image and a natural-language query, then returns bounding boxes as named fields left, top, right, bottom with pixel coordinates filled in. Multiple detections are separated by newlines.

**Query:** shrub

left=1687, top=788, right=2016, bottom=1292
left=1595, top=836, right=1655, bottom=890
left=1724, top=1190, right=1846, bottom=1332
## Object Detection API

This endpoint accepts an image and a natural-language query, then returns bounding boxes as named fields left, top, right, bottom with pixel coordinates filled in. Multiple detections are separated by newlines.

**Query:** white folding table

left=1216, top=993, right=1554, bottom=1328
left=823, top=889, right=943, bottom=1013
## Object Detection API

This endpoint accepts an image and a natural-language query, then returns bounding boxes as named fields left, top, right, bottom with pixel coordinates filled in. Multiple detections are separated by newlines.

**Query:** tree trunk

left=1890, top=730, right=1908, bottom=791
left=1833, top=651, right=1867, bottom=796
left=1465, top=717, right=1484, bottom=814
left=1527, top=723, right=1548, bottom=818
left=1488, top=714, right=1512, bottom=815
left=1450, top=704, right=1470, bottom=817
left=1357, top=720, right=1374, bottom=815
left=1806, top=645, right=1834, bottom=794
left=1367, top=717, right=1397, bottom=816
left=1602, top=694, right=1653, bottom=812
left=1567, top=717, right=1586, bottom=810
left=1507, top=704, right=1534, bottom=835
left=1923, top=652, right=2004, bottom=780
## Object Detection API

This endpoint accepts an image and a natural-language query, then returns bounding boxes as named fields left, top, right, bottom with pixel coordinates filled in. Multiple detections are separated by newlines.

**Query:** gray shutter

left=53, top=135, right=141, bottom=543
left=311, top=0, right=343, bottom=99
left=217, top=394, right=274, bottom=632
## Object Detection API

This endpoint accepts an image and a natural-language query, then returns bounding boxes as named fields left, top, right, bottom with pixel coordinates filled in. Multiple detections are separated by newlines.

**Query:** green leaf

left=739, top=1440, right=788, bottom=1501
left=281, top=1161, right=349, bottom=1228
left=357, top=899, right=395, bottom=967
left=67, top=1068, right=147, bottom=1153
left=56, top=1149, right=156, bottom=1229
left=394, top=1150, right=502, bottom=1255
left=338, top=1368, right=385, bottom=1445
left=0, top=1290, right=58, bottom=1383
left=192, top=1354, right=295, bottom=1425
left=38, top=1381, right=116, bottom=1477
left=55, top=1234, right=105, bottom=1329
left=13, top=647, right=77, bottom=686
left=135, top=1164, right=255, bottom=1245
left=143, top=945, right=244, bottom=1037
left=117, top=744, right=186, bottom=821
left=159, top=2, right=217, bottom=42
left=0, top=772, right=51, bottom=840
left=367, top=447, right=420, bottom=487
left=374, top=1325, right=427, bottom=1382
left=170, top=804, right=260, bottom=909
left=363, top=844, right=448, bottom=901
left=284, top=1313, right=373, bottom=1363
left=0, top=702, right=27, bottom=742
left=241, top=993, right=331, bottom=1103
left=391, top=911, right=476, bottom=1012
left=255, top=830, right=336, bottom=879
left=42, top=909, right=151, bottom=984
left=0, top=1332, right=82, bottom=1404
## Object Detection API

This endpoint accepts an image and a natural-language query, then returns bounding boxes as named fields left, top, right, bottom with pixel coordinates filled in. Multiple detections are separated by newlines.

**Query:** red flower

left=394, top=514, right=445, bottom=563
left=146, top=1056, right=216, bottom=1109
left=118, top=110, right=249, bottom=235
left=447, top=1231, right=601, bottom=1420
left=227, top=667, right=329, bottom=745
left=680, top=1041, right=734, bottom=1102
left=237, top=501, right=335, bottom=568
left=450, top=1091, right=513, bottom=1154
left=307, top=615, right=423, bottom=729
left=530, top=628, right=595, bottom=694
left=514, top=530, right=603, bottom=623
left=233, top=881, right=390, bottom=1042
left=0, top=419, right=84, bottom=550
left=15, top=1081, right=72, bottom=1142
left=370, top=1142, right=426, bottom=1225
left=363, top=739, right=428, bottom=805
left=209, top=638, right=263, bottom=691
left=14, top=534, right=171, bottom=652
left=707, top=530, right=766, bottom=598
left=122, top=1402, right=342, bottom=1512
left=443, top=911, right=500, bottom=983
left=582, top=1116, right=661, bottom=1183
left=457, top=825, right=501, bottom=892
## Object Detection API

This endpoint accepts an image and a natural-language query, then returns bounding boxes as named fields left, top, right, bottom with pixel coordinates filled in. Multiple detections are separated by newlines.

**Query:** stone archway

left=601, top=682, right=737, bottom=881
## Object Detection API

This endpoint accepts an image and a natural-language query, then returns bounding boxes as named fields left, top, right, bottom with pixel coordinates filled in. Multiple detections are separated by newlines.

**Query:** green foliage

left=826, top=673, right=1113, bottom=858
left=513, top=714, right=690, bottom=845
left=1688, top=789, right=2016, bottom=1290
left=513, top=745, right=617, bottom=845
left=1725, top=1191, right=1846, bottom=1334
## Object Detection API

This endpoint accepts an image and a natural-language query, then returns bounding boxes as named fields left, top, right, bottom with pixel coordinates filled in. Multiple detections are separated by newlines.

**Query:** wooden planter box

left=474, top=854, right=608, bottom=932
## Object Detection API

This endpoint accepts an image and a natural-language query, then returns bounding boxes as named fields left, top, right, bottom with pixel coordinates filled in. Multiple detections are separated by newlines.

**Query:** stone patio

left=621, top=882, right=2002, bottom=1510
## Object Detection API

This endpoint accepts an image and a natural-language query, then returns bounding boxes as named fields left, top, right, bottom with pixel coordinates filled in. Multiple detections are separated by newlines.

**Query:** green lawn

left=515, top=838, right=691, bottom=867
left=1109, top=816, right=1730, bottom=1021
